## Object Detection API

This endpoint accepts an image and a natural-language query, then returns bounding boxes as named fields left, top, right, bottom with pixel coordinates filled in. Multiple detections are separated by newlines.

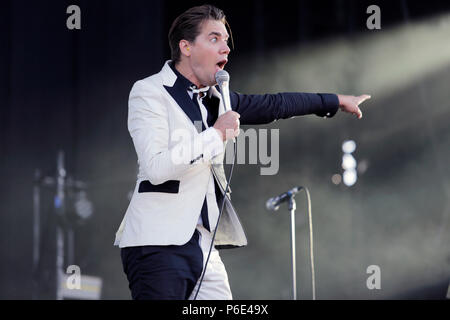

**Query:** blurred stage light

left=357, top=159, right=370, bottom=174
left=342, top=140, right=356, bottom=153
left=343, top=169, right=357, bottom=187
left=341, top=140, right=358, bottom=187
left=342, top=153, right=357, bottom=170
left=331, top=173, right=342, bottom=185
left=74, top=190, right=93, bottom=220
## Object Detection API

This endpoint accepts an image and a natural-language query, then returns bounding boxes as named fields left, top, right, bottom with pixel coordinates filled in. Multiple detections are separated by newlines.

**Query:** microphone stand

left=32, top=150, right=88, bottom=299
left=268, top=186, right=315, bottom=300
left=288, top=195, right=297, bottom=300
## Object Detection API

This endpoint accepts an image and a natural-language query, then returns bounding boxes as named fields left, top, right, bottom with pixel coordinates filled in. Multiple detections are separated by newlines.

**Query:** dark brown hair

left=168, top=4, right=233, bottom=64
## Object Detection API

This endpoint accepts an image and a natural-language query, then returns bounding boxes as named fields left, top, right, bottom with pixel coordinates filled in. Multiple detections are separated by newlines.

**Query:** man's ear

left=179, top=40, right=191, bottom=57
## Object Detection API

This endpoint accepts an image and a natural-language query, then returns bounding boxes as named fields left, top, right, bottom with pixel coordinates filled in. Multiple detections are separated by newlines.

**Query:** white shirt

left=188, top=87, right=221, bottom=231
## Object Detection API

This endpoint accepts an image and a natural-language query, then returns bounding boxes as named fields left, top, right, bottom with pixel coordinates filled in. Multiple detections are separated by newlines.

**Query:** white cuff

left=201, top=127, right=224, bottom=161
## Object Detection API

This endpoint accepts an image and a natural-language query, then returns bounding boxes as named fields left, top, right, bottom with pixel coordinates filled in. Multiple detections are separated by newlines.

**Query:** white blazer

left=114, top=61, right=247, bottom=249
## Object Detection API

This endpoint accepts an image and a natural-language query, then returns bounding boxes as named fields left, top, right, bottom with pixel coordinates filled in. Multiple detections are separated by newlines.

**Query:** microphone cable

left=193, top=139, right=237, bottom=300
left=297, top=186, right=316, bottom=300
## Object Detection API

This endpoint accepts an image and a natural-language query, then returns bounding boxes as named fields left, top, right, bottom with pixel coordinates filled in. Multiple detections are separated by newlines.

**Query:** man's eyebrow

left=208, top=31, right=229, bottom=39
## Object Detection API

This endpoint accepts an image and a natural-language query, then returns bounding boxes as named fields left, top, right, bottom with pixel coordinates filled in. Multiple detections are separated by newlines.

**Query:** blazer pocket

left=138, top=180, right=180, bottom=194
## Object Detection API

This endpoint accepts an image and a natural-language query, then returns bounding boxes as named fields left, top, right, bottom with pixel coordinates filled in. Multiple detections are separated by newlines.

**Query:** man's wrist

left=337, top=94, right=343, bottom=106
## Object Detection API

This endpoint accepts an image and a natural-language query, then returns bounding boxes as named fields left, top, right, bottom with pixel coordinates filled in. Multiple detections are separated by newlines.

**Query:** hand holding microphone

left=214, top=70, right=240, bottom=141
left=213, top=111, right=240, bottom=141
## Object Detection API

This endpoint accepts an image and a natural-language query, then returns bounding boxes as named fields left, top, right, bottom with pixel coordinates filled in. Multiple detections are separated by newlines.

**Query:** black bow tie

left=189, top=86, right=209, bottom=98
left=188, top=86, right=219, bottom=128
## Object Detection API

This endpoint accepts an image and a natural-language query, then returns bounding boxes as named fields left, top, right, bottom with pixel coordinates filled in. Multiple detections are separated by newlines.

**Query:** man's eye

left=211, top=37, right=217, bottom=43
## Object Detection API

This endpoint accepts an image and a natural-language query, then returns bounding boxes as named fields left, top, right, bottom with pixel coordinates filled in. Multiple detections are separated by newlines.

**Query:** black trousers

left=120, top=230, right=203, bottom=300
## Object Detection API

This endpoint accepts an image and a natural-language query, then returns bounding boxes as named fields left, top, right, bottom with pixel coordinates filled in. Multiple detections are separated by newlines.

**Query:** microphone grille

left=266, top=198, right=278, bottom=211
left=215, top=70, right=229, bottom=86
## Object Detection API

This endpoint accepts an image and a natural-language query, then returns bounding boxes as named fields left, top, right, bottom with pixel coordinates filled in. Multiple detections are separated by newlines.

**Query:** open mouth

left=216, top=60, right=227, bottom=69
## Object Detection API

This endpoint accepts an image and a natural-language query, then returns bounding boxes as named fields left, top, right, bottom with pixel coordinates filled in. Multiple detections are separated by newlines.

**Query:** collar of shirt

left=169, top=61, right=210, bottom=98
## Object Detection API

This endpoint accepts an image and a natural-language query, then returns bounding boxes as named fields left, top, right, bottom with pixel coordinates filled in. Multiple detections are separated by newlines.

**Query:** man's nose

left=221, top=42, right=230, bottom=54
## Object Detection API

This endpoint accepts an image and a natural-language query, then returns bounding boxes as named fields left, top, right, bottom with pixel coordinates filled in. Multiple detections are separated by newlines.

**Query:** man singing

left=114, top=4, right=370, bottom=300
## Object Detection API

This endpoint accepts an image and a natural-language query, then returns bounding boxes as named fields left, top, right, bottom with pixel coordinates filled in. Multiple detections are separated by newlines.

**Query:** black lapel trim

left=164, top=79, right=203, bottom=133
left=203, top=94, right=220, bottom=126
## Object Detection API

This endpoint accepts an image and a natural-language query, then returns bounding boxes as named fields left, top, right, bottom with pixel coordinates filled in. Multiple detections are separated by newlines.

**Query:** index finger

left=357, top=94, right=371, bottom=105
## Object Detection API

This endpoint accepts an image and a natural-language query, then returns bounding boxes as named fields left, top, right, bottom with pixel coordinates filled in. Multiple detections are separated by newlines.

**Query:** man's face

left=188, top=19, right=230, bottom=87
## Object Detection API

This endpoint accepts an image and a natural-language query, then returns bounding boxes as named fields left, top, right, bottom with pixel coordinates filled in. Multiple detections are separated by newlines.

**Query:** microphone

left=215, top=69, right=236, bottom=142
left=266, top=186, right=302, bottom=211
left=215, top=70, right=232, bottom=112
